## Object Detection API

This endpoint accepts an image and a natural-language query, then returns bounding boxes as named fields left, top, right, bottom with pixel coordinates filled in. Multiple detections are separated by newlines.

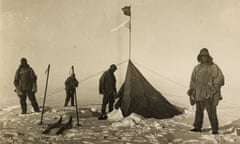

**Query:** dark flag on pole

left=121, top=6, right=131, bottom=16
left=111, top=6, right=131, bottom=32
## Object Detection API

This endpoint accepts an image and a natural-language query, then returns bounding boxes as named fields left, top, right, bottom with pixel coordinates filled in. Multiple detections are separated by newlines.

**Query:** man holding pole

left=64, top=73, right=79, bottom=107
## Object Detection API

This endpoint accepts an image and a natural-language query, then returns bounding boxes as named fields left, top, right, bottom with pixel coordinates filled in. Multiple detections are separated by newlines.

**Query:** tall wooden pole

left=71, top=66, right=80, bottom=126
left=40, top=64, right=50, bottom=125
left=129, top=7, right=132, bottom=60
left=121, top=5, right=131, bottom=60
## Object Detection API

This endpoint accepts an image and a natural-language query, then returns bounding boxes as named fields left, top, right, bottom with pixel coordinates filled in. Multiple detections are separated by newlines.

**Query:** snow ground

left=0, top=105, right=240, bottom=144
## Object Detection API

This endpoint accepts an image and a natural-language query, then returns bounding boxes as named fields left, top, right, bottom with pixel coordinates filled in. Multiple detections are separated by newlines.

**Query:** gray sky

left=1, top=0, right=240, bottom=109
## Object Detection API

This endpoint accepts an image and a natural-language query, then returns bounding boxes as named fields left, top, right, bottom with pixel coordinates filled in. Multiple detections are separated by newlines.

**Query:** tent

left=115, top=60, right=183, bottom=119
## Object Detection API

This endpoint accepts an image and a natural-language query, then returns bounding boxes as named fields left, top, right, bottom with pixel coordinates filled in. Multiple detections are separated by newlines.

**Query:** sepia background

left=1, top=0, right=240, bottom=122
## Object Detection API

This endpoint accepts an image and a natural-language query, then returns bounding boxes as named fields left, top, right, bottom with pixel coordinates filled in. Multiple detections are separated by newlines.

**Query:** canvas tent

left=115, top=60, right=183, bottom=119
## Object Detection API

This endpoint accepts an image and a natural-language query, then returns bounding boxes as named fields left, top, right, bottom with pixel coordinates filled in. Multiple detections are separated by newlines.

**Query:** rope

left=161, top=91, right=240, bottom=110
left=134, top=61, right=187, bottom=88
left=162, top=91, right=186, bottom=98
left=131, top=62, right=240, bottom=113
left=133, top=61, right=188, bottom=89
left=218, top=106, right=240, bottom=109
left=41, top=60, right=129, bottom=98
left=78, top=60, right=128, bottom=84
left=163, top=93, right=188, bottom=107
left=41, top=60, right=240, bottom=116
left=46, top=88, right=65, bottom=97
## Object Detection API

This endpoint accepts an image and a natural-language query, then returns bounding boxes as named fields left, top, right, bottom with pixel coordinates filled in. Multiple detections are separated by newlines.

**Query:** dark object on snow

left=42, top=116, right=73, bottom=135
left=98, top=114, right=107, bottom=120
left=56, top=116, right=73, bottom=135
left=190, top=128, right=201, bottom=132
left=116, top=60, right=183, bottom=119
left=42, top=116, right=63, bottom=134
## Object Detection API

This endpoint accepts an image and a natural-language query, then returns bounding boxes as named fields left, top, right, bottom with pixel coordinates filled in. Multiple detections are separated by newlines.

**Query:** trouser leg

left=28, top=91, right=40, bottom=112
left=70, top=91, right=75, bottom=106
left=108, top=92, right=115, bottom=112
left=114, top=97, right=122, bottom=109
left=19, top=92, right=27, bottom=114
left=101, top=93, right=108, bottom=115
left=206, top=99, right=219, bottom=133
left=193, top=101, right=205, bottom=129
left=64, top=91, right=71, bottom=106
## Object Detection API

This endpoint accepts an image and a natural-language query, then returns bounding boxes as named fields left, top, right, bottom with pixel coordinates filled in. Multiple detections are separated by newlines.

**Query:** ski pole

left=40, top=64, right=50, bottom=125
left=71, top=66, right=80, bottom=126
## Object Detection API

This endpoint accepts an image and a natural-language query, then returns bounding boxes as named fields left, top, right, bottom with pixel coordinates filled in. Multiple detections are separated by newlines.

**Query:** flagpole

left=129, top=10, right=131, bottom=60
left=40, top=64, right=50, bottom=125
left=121, top=5, right=131, bottom=60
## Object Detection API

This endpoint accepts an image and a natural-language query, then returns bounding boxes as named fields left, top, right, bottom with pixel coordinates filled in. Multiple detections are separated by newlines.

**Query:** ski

left=56, top=116, right=73, bottom=135
left=42, top=116, right=62, bottom=134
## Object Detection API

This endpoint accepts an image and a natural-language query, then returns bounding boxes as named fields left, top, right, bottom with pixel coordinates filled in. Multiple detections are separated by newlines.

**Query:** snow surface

left=0, top=105, right=240, bottom=144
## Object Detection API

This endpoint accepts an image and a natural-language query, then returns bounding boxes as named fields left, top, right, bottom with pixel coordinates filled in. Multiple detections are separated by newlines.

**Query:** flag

left=111, top=19, right=130, bottom=32
left=121, top=6, right=131, bottom=16
left=111, top=6, right=131, bottom=32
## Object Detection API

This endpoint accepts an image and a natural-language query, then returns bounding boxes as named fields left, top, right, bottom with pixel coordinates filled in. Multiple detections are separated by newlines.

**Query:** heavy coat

left=189, top=63, right=224, bottom=106
left=65, top=76, right=79, bottom=91
left=99, top=70, right=116, bottom=95
left=14, top=64, right=37, bottom=94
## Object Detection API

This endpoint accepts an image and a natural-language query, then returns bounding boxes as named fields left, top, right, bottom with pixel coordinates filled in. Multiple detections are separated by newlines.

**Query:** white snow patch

left=1, top=105, right=20, bottom=112
left=80, top=110, right=86, bottom=114
left=107, top=109, right=123, bottom=121
left=200, top=135, right=217, bottom=143
left=111, top=113, right=143, bottom=128
left=90, top=107, right=97, bottom=112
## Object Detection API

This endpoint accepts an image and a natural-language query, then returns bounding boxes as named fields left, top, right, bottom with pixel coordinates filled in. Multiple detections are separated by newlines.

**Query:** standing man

left=99, top=64, right=117, bottom=120
left=64, top=73, right=79, bottom=106
left=14, top=58, right=40, bottom=114
left=187, top=48, right=224, bottom=134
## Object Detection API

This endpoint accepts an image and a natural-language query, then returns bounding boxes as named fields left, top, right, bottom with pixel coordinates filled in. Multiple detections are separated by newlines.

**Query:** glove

left=15, top=88, right=23, bottom=96
left=219, top=95, right=223, bottom=100
left=187, top=88, right=196, bottom=105
left=187, top=88, right=194, bottom=96
left=189, top=96, right=195, bottom=105
left=32, top=83, right=37, bottom=93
